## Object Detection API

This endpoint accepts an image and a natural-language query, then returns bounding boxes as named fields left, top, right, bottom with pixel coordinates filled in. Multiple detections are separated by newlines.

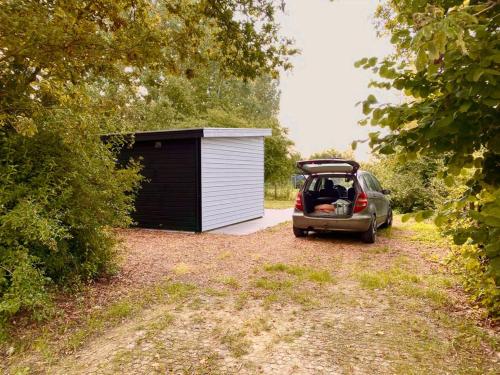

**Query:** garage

left=113, top=128, right=271, bottom=232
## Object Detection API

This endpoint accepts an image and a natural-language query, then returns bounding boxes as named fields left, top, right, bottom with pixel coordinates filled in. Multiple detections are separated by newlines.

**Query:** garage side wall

left=200, top=137, right=264, bottom=231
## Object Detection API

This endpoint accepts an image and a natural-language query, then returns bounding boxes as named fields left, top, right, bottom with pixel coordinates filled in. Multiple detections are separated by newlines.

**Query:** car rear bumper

left=292, top=210, right=372, bottom=232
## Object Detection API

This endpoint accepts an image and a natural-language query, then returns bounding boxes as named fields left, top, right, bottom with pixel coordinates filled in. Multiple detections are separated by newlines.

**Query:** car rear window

left=306, top=176, right=353, bottom=192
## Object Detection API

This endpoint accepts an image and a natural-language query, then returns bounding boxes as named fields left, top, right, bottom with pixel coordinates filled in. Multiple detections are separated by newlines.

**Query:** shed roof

left=105, top=128, right=272, bottom=142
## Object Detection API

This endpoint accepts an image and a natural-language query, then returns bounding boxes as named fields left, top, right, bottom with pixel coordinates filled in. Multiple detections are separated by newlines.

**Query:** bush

left=265, top=182, right=297, bottom=201
left=364, top=155, right=447, bottom=213
left=448, top=243, right=500, bottom=319
left=0, top=118, right=141, bottom=328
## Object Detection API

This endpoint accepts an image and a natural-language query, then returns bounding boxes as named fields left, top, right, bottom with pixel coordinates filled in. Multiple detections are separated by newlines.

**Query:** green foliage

left=0, top=119, right=142, bottom=325
left=0, top=0, right=295, bottom=329
left=112, top=70, right=297, bottom=187
left=0, top=249, right=51, bottom=326
left=448, top=244, right=500, bottom=315
left=363, top=154, right=448, bottom=213
left=309, top=148, right=354, bottom=160
left=357, top=0, right=499, bottom=317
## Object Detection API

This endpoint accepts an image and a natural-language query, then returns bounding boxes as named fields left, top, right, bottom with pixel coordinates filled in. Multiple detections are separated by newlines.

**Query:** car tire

left=293, top=227, right=307, bottom=237
left=381, top=208, right=393, bottom=228
left=361, top=216, right=376, bottom=243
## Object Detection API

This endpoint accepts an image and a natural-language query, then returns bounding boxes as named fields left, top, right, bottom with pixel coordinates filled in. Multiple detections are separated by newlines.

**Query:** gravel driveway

left=4, top=220, right=499, bottom=374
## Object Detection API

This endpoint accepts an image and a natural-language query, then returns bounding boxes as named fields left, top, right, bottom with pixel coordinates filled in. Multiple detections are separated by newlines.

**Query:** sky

left=277, top=0, right=401, bottom=161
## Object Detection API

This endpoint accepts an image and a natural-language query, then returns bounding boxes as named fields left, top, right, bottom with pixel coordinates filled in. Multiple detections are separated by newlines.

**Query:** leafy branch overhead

left=0, top=0, right=297, bottom=135
left=355, top=0, right=499, bottom=315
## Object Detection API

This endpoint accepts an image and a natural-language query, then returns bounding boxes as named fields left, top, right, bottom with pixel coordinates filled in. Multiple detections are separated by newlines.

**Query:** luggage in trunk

left=309, top=198, right=353, bottom=218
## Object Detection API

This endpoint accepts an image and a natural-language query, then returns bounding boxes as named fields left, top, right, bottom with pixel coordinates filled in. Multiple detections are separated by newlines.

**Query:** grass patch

left=105, top=300, right=136, bottom=321
left=274, top=329, right=304, bottom=344
left=264, top=200, right=294, bottom=209
left=357, top=272, right=391, bottom=290
left=356, top=266, right=455, bottom=307
left=64, top=281, right=195, bottom=352
left=263, top=263, right=335, bottom=284
left=356, top=267, right=422, bottom=290
left=217, top=251, right=232, bottom=260
left=172, top=263, right=192, bottom=275
left=254, top=277, right=293, bottom=291
left=367, top=245, right=391, bottom=254
left=399, top=284, right=450, bottom=306
left=307, top=270, right=335, bottom=283
left=235, top=292, right=250, bottom=310
left=244, top=315, right=272, bottom=335
left=147, top=313, right=174, bottom=331
left=398, top=219, right=448, bottom=245
left=219, top=276, right=240, bottom=289
left=220, top=329, right=250, bottom=358
left=377, top=225, right=403, bottom=239
left=262, top=293, right=279, bottom=309
left=289, top=291, right=319, bottom=309
left=205, top=287, right=228, bottom=297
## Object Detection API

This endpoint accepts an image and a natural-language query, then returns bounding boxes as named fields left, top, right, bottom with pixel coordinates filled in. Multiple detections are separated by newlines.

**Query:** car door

left=365, top=174, right=388, bottom=225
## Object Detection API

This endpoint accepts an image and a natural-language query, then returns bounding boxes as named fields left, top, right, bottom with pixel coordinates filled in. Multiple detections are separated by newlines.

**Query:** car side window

left=360, top=175, right=372, bottom=192
left=369, top=174, right=383, bottom=192
left=306, top=177, right=320, bottom=192
left=363, top=175, right=378, bottom=192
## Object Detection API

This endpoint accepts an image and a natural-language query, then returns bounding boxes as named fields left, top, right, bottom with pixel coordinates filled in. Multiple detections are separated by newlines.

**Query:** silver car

left=292, top=159, right=392, bottom=243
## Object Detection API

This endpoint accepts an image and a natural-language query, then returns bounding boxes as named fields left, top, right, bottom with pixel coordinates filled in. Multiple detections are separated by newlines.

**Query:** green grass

left=396, top=218, right=448, bottom=245
left=147, top=313, right=174, bottom=331
left=289, top=291, right=319, bottom=309
left=367, top=245, right=391, bottom=254
left=244, top=315, right=272, bottom=335
left=356, top=267, right=422, bottom=290
left=264, top=184, right=298, bottom=201
left=105, top=300, right=136, bottom=321
left=355, top=266, right=455, bottom=307
left=219, top=329, right=250, bottom=358
left=264, top=199, right=294, bottom=209
left=274, top=329, right=304, bottom=344
left=254, top=277, right=293, bottom=291
left=234, top=292, right=250, bottom=310
left=219, top=276, right=240, bottom=289
left=64, top=281, right=195, bottom=352
left=172, top=263, right=192, bottom=275
left=307, top=270, right=335, bottom=283
left=263, top=263, right=335, bottom=284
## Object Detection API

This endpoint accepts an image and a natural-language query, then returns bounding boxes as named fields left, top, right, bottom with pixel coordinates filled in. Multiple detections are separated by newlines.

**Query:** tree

left=356, top=0, right=499, bottom=315
left=309, top=148, right=354, bottom=160
left=109, top=66, right=296, bottom=188
left=0, top=0, right=296, bottom=327
left=363, top=154, right=448, bottom=213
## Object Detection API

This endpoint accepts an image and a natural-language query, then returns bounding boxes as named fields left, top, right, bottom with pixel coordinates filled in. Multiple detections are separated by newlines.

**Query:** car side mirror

left=381, top=189, right=391, bottom=195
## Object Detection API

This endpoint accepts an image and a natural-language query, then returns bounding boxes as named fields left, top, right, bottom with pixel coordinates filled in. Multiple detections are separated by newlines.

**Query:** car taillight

left=353, top=191, right=368, bottom=213
left=295, top=192, right=304, bottom=211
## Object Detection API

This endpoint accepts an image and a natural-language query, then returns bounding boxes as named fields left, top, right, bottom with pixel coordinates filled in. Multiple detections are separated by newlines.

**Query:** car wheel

left=381, top=208, right=393, bottom=228
left=361, top=216, right=376, bottom=243
left=293, top=227, right=307, bottom=237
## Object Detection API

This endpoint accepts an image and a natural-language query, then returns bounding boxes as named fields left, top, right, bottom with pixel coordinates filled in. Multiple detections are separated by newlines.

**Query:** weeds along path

left=3, top=219, right=499, bottom=374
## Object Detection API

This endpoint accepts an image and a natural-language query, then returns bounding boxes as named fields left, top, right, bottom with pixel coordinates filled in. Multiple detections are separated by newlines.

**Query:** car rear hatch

left=296, top=159, right=361, bottom=219
left=297, top=159, right=360, bottom=175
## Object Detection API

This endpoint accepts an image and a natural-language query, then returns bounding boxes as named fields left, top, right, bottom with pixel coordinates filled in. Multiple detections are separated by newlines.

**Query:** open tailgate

left=297, top=159, right=360, bottom=174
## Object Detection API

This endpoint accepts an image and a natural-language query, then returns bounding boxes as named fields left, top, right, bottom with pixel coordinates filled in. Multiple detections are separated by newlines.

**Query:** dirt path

left=3, top=220, right=499, bottom=374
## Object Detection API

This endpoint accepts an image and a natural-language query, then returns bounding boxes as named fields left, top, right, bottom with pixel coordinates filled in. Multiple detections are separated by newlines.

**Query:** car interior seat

left=347, top=187, right=355, bottom=201
left=320, top=179, right=335, bottom=197
left=335, top=185, right=347, bottom=198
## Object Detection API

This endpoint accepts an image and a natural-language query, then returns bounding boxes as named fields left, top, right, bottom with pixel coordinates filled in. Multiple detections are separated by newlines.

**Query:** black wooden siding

left=119, top=138, right=201, bottom=231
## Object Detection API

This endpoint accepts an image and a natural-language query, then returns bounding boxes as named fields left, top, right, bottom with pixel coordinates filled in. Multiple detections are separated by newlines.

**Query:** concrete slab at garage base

left=209, top=208, right=294, bottom=235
